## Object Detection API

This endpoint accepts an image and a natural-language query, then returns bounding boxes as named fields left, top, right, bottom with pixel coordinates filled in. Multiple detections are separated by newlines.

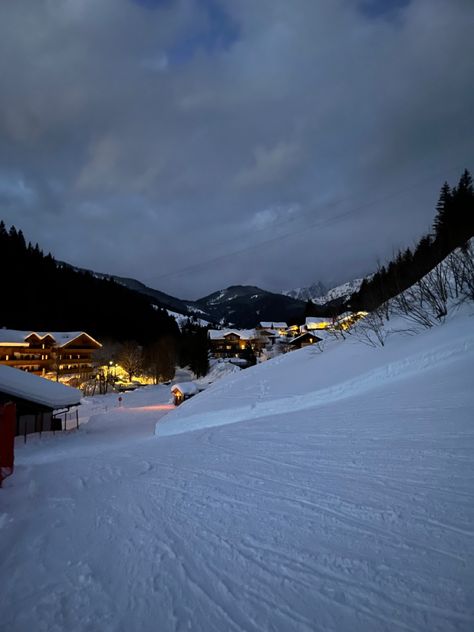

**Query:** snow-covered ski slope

left=1, top=309, right=474, bottom=632
left=156, top=309, right=474, bottom=438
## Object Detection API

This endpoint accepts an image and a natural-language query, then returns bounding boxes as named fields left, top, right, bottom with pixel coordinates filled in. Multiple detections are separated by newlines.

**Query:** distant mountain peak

left=283, top=281, right=327, bottom=301
left=283, top=278, right=365, bottom=306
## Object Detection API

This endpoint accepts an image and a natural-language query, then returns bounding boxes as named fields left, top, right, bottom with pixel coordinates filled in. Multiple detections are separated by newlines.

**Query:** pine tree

left=451, top=169, right=474, bottom=245
left=433, top=182, right=452, bottom=246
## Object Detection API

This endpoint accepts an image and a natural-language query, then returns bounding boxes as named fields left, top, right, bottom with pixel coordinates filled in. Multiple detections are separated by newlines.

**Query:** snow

left=165, top=309, right=210, bottom=329
left=198, top=358, right=242, bottom=385
left=158, top=308, right=474, bottom=437
left=208, top=328, right=257, bottom=340
left=1, top=308, right=473, bottom=631
left=0, top=329, right=33, bottom=344
left=284, top=278, right=366, bottom=305
left=0, top=364, right=82, bottom=409
left=0, top=329, right=100, bottom=347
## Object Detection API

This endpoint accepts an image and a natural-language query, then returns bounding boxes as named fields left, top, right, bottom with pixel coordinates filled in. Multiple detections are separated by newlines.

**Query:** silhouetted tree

left=179, top=321, right=209, bottom=377
left=144, top=337, right=176, bottom=384
left=118, top=341, right=143, bottom=381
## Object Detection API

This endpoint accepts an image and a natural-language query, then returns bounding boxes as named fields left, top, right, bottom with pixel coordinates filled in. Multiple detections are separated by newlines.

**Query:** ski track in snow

left=1, top=317, right=474, bottom=631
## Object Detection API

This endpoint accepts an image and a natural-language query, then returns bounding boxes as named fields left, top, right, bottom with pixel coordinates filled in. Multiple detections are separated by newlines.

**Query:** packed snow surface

left=1, top=310, right=474, bottom=631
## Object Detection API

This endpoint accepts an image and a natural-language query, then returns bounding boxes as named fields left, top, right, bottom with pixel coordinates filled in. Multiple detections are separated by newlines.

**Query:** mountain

left=61, top=264, right=307, bottom=328
left=283, top=281, right=327, bottom=302
left=60, top=264, right=195, bottom=315
left=313, top=278, right=366, bottom=305
left=194, top=285, right=307, bottom=328
left=284, top=278, right=366, bottom=309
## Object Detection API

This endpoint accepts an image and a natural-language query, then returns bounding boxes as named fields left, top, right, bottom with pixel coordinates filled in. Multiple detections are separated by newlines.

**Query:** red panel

left=0, top=402, right=16, bottom=487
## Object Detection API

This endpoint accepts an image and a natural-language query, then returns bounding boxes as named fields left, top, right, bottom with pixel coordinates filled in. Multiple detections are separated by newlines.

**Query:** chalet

left=253, top=327, right=279, bottom=346
left=258, top=322, right=288, bottom=336
left=208, top=329, right=267, bottom=360
left=288, top=331, right=323, bottom=349
left=0, top=329, right=102, bottom=379
left=0, top=364, right=81, bottom=440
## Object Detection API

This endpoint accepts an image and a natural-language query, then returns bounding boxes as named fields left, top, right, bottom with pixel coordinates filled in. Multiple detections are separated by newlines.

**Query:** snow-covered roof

left=0, top=329, right=32, bottom=344
left=305, top=317, right=330, bottom=325
left=171, top=382, right=199, bottom=396
left=0, top=329, right=101, bottom=348
left=42, top=332, right=101, bottom=348
left=0, top=364, right=82, bottom=409
left=258, top=328, right=279, bottom=336
left=289, top=332, right=323, bottom=344
left=208, top=329, right=257, bottom=341
left=259, top=322, right=287, bottom=329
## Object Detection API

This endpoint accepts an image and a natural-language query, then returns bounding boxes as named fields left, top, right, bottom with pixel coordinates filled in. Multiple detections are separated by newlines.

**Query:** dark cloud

left=0, top=0, right=473, bottom=299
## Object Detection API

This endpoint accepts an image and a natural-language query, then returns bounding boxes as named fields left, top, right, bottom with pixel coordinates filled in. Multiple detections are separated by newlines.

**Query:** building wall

left=0, top=339, right=98, bottom=378
left=16, top=412, right=54, bottom=437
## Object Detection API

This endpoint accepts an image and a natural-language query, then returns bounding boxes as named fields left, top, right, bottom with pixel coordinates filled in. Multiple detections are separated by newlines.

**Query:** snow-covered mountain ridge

left=284, top=277, right=365, bottom=305
left=283, top=280, right=328, bottom=301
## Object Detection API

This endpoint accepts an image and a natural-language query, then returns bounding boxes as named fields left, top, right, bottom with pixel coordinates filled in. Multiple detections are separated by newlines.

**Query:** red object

left=0, top=402, right=16, bottom=487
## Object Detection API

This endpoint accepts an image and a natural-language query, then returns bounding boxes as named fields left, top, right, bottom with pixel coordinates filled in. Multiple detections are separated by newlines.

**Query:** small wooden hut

left=171, top=382, right=199, bottom=406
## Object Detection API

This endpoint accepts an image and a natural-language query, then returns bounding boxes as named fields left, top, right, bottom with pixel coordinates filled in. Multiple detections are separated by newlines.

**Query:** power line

left=143, top=165, right=467, bottom=284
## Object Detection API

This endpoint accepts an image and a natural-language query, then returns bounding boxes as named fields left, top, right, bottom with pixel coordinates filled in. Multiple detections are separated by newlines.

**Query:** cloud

left=0, top=0, right=473, bottom=298
left=235, top=141, right=303, bottom=188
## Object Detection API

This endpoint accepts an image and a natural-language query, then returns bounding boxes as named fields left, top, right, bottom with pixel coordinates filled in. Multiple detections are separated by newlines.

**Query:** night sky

left=1, top=0, right=473, bottom=299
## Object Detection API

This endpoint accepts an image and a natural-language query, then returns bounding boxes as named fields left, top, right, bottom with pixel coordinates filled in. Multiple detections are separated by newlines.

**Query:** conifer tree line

left=349, top=170, right=474, bottom=312
left=0, top=222, right=209, bottom=378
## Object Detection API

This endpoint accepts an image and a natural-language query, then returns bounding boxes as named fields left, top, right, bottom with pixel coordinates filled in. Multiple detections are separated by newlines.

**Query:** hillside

left=156, top=303, right=474, bottom=438
left=2, top=277, right=473, bottom=631
left=59, top=265, right=310, bottom=327
left=61, top=264, right=197, bottom=316
left=194, top=285, right=307, bottom=327
left=0, top=224, right=179, bottom=345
